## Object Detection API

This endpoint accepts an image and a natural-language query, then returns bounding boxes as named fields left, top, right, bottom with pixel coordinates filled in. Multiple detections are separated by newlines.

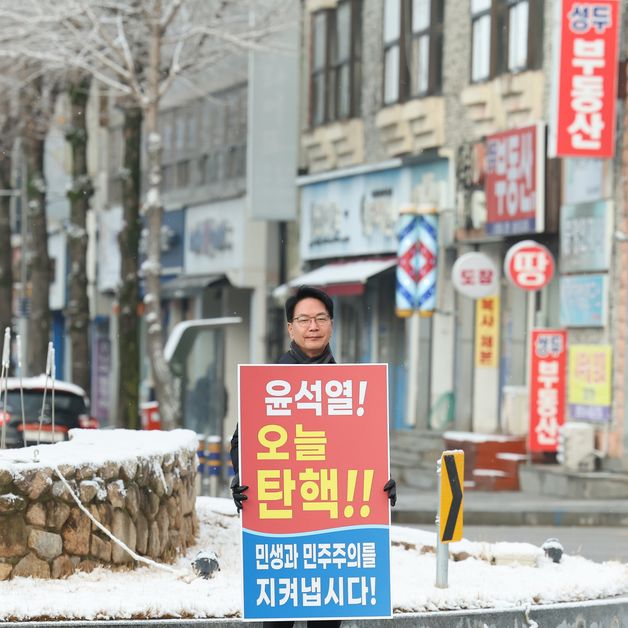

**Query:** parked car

left=0, top=375, right=98, bottom=448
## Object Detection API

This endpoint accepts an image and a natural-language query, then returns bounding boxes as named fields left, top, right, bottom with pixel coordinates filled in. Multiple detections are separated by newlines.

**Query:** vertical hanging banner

left=568, top=344, right=612, bottom=421
left=529, top=330, right=567, bottom=453
left=238, top=364, right=392, bottom=622
left=396, top=209, right=420, bottom=317
left=484, top=124, right=546, bottom=236
left=551, top=0, right=620, bottom=158
left=475, top=297, right=500, bottom=368
left=417, top=210, right=439, bottom=316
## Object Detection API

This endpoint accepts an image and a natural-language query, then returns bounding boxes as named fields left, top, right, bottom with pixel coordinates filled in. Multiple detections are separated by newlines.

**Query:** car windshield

left=1, top=390, right=87, bottom=424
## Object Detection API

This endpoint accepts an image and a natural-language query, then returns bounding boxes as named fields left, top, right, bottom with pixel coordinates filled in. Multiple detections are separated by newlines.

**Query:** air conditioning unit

left=501, top=386, right=529, bottom=437
left=558, top=422, right=596, bottom=471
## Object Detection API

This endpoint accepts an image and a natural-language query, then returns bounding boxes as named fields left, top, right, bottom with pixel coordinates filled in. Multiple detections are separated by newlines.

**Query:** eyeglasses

left=291, top=314, right=332, bottom=327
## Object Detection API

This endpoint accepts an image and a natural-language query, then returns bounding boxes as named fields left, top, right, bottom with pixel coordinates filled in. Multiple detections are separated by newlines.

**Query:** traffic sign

left=504, top=240, right=555, bottom=291
left=439, top=450, right=464, bottom=543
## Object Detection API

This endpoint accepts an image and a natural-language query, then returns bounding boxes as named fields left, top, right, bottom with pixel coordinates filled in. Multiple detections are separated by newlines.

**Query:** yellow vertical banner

left=568, top=344, right=613, bottom=421
left=475, top=296, right=500, bottom=368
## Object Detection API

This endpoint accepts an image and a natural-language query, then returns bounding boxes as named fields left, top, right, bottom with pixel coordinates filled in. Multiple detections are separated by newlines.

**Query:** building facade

left=292, top=0, right=628, bottom=467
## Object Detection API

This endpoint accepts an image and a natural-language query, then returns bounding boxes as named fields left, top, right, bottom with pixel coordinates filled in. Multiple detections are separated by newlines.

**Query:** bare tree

left=0, top=96, right=18, bottom=336
left=65, top=74, right=93, bottom=393
left=22, top=76, right=55, bottom=374
left=117, top=102, right=142, bottom=428
left=0, top=0, right=292, bottom=426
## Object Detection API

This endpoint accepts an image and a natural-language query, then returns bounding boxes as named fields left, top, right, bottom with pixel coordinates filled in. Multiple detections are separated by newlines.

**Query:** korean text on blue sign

left=237, top=364, right=392, bottom=622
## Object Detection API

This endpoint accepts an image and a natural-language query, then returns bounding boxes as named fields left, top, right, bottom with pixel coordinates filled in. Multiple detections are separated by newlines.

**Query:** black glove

left=383, top=478, right=397, bottom=507
left=230, top=474, right=249, bottom=512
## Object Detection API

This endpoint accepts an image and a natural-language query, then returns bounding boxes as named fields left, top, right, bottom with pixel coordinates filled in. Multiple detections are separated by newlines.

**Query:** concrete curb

left=3, top=596, right=628, bottom=627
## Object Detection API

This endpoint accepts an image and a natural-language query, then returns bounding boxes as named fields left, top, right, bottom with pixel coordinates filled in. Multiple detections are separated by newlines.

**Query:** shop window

left=383, top=0, right=444, bottom=105
left=310, top=0, right=362, bottom=127
left=471, top=0, right=542, bottom=83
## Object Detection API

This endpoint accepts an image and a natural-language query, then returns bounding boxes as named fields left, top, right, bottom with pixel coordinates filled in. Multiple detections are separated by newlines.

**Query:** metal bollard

left=206, top=435, right=222, bottom=497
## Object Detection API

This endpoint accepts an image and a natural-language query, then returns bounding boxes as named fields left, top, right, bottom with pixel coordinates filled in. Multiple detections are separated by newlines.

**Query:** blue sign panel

left=560, top=201, right=610, bottom=273
left=242, top=526, right=391, bottom=620
left=485, top=217, right=536, bottom=236
left=299, top=160, right=450, bottom=261
left=559, top=274, right=608, bottom=328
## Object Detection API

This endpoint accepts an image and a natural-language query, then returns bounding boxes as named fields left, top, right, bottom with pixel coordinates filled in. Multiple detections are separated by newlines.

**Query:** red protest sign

left=239, top=364, right=390, bottom=535
left=237, top=363, right=392, bottom=621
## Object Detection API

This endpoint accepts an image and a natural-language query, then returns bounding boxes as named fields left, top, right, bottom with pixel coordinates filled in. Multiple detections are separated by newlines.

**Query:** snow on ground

left=0, top=496, right=627, bottom=621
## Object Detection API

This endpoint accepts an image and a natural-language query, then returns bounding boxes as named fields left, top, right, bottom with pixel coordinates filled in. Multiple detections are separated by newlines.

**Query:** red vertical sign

left=529, top=330, right=567, bottom=453
left=554, top=0, right=620, bottom=158
left=484, top=125, right=544, bottom=236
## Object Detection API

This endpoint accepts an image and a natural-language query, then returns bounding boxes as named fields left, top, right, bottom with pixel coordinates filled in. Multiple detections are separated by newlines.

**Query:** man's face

left=287, top=297, right=333, bottom=358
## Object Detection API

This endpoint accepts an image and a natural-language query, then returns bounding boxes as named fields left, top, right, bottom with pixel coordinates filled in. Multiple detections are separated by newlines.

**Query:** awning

left=275, top=258, right=396, bottom=298
left=161, top=274, right=224, bottom=299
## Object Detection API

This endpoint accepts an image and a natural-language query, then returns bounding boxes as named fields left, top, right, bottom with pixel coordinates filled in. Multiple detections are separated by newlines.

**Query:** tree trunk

left=143, top=14, right=180, bottom=429
left=116, top=105, right=142, bottom=429
left=66, top=76, right=93, bottom=393
left=24, top=131, right=50, bottom=375
left=0, top=143, right=13, bottom=337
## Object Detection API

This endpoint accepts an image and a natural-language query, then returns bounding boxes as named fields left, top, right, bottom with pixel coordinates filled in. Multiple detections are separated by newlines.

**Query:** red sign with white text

left=238, top=364, right=392, bottom=621
left=504, top=240, right=555, bottom=291
left=484, top=124, right=545, bottom=236
left=529, top=330, right=567, bottom=453
left=554, top=0, right=620, bottom=158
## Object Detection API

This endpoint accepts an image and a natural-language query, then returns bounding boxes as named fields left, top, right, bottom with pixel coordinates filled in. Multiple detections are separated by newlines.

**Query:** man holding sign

left=230, top=285, right=396, bottom=627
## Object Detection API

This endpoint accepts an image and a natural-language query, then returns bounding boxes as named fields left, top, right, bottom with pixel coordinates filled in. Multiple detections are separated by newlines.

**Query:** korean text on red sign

left=238, top=364, right=392, bottom=622
left=529, top=330, right=567, bottom=453
left=484, top=124, right=544, bottom=236
left=554, top=0, right=620, bottom=158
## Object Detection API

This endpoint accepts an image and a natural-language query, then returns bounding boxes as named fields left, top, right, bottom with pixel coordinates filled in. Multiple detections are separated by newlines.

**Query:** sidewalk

left=393, top=485, right=628, bottom=527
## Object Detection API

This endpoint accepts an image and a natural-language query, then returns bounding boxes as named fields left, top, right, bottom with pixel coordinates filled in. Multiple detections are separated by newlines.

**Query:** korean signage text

left=559, top=273, right=607, bottom=327
left=452, top=252, right=499, bottom=299
left=553, top=0, right=620, bottom=158
left=475, top=297, right=500, bottom=368
left=568, top=344, right=612, bottom=421
left=484, top=124, right=545, bottom=236
left=300, top=160, right=450, bottom=261
left=238, top=364, right=392, bottom=622
left=529, top=330, right=567, bottom=453
left=560, top=201, right=611, bottom=273
left=505, top=240, right=555, bottom=291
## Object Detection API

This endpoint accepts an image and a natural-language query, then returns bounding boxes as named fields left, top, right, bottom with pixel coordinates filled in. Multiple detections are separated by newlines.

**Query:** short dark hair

left=285, top=285, right=334, bottom=322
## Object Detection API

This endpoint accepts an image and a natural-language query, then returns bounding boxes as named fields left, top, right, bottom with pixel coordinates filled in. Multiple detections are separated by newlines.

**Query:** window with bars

left=310, top=0, right=362, bottom=127
left=471, top=0, right=542, bottom=83
left=382, top=0, right=444, bottom=105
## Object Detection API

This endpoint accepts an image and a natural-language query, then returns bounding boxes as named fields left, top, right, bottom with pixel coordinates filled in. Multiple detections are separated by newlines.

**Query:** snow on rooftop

left=0, top=497, right=627, bottom=621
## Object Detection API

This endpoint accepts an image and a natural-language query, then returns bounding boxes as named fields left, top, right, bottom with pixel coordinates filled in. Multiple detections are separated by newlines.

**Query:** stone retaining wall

left=0, top=429, right=199, bottom=580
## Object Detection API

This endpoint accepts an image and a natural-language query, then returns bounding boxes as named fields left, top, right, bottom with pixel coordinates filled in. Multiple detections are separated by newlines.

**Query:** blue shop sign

left=559, top=274, right=608, bottom=328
